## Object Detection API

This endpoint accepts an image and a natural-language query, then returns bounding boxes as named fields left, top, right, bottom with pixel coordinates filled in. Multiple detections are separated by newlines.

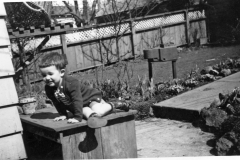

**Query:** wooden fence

left=11, top=9, right=207, bottom=82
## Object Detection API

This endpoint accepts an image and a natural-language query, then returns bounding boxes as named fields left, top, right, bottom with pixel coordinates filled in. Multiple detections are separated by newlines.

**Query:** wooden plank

left=75, top=45, right=84, bottom=69
left=0, top=19, right=10, bottom=46
left=0, top=47, right=15, bottom=77
left=135, top=33, right=142, bottom=56
left=118, top=37, right=124, bottom=59
left=162, top=27, right=170, bottom=44
left=0, top=77, right=18, bottom=107
left=126, top=35, right=133, bottom=58
left=124, top=36, right=131, bottom=58
left=60, top=128, right=104, bottom=159
left=100, top=116, right=137, bottom=159
left=65, top=46, right=77, bottom=71
left=200, top=20, right=207, bottom=38
left=152, top=29, right=161, bottom=48
left=89, top=42, right=101, bottom=66
left=141, top=32, right=148, bottom=50
left=111, top=38, right=117, bottom=62
left=20, top=107, right=137, bottom=132
left=174, top=25, right=179, bottom=45
left=0, top=133, right=27, bottom=160
left=81, top=44, right=92, bottom=68
left=119, top=36, right=130, bottom=59
left=103, top=39, right=116, bottom=63
left=190, top=22, right=196, bottom=43
left=0, top=106, right=23, bottom=136
left=148, top=30, right=154, bottom=48
left=100, top=40, right=109, bottom=64
left=176, top=24, right=186, bottom=45
left=169, top=26, right=175, bottom=44
left=22, top=122, right=61, bottom=143
left=0, top=3, right=6, bottom=16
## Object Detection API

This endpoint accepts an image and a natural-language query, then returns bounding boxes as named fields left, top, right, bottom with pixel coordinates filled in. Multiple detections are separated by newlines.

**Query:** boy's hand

left=54, top=116, right=67, bottom=121
left=67, top=118, right=79, bottom=123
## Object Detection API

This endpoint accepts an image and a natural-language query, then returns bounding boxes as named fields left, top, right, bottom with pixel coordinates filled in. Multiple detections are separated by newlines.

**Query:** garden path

left=136, top=118, right=214, bottom=157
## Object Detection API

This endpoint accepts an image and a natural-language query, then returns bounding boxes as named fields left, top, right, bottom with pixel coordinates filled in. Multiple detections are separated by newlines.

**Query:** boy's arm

left=45, top=86, right=68, bottom=118
left=67, top=80, right=83, bottom=122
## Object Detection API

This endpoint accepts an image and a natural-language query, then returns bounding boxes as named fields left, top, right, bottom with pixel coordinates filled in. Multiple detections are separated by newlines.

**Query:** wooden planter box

left=20, top=107, right=137, bottom=159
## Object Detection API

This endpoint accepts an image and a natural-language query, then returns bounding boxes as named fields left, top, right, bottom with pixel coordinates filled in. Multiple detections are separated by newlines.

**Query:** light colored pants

left=83, top=99, right=112, bottom=119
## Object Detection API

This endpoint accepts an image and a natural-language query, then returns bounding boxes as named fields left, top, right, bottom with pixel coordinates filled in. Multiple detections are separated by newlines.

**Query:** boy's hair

left=39, top=52, right=67, bottom=70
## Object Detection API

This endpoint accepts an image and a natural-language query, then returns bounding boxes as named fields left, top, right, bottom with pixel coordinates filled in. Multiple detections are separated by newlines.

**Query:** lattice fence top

left=134, top=13, right=185, bottom=31
left=11, top=10, right=206, bottom=52
left=65, top=23, right=130, bottom=43
left=188, top=10, right=205, bottom=20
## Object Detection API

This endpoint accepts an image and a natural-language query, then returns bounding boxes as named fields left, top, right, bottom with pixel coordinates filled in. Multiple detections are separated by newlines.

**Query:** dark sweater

left=45, top=75, right=102, bottom=121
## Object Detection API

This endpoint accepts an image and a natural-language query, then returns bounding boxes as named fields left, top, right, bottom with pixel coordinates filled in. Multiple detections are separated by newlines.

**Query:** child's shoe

left=109, top=100, right=130, bottom=112
left=87, top=113, right=107, bottom=129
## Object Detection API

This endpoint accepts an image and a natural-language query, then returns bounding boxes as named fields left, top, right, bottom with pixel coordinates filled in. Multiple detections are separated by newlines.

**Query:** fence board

left=111, top=39, right=117, bottom=62
left=120, top=36, right=132, bottom=59
left=127, top=36, right=133, bottom=58
left=151, top=29, right=161, bottom=48
left=89, top=42, right=101, bottom=66
left=100, top=40, right=108, bottom=64
left=0, top=47, right=15, bottom=77
left=82, top=44, right=92, bottom=68
left=175, top=24, right=185, bottom=45
left=0, top=106, right=23, bottom=136
left=0, top=133, right=27, bottom=160
left=66, top=46, right=77, bottom=71
left=199, top=20, right=207, bottom=38
left=170, top=26, right=175, bottom=44
left=134, top=33, right=142, bottom=56
left=162, top=27, right=169, bottom=44
left=0, top=77, right=18, bottom=107
left=101, top=39, right=117, bottom=63
left=75, top=45, right=84, bottom=69
left=141, top=32, right=149, bottom=50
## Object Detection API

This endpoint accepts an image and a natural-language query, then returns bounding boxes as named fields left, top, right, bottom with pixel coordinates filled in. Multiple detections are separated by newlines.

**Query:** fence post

left=184, top=10, right=190, bottom=46
left=60, top=34, right=69, bottom=72
left=130, top=20, right=136, bottom=58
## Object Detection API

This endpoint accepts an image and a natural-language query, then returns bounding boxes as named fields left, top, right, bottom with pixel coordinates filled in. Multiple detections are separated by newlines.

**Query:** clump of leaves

left=134, top=75, right=155, bottom=101
left=200, top=87, right=240, bottom=155
left=200, top=58, right=240, bottom=80
left=182, top=65, right=201, bottom=88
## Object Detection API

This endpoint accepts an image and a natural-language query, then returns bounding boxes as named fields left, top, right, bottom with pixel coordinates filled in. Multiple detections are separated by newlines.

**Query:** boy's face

left=40, top=65, right=65, bottom=87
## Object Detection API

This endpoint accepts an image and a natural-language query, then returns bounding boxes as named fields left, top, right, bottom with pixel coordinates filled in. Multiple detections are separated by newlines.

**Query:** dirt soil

left=135, top=118, right=215, bottom=158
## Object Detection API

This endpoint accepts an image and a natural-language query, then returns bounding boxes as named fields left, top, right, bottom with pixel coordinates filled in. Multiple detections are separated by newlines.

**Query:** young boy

left=39, top=52, right=129, bottom=128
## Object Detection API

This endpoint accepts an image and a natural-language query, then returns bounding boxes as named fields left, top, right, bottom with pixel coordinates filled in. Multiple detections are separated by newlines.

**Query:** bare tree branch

left=63, top=1, right=85, bottom=26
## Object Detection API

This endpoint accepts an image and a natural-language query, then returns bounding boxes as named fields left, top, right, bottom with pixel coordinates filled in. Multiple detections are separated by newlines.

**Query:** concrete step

left=152, top=72, right=240, bottom=122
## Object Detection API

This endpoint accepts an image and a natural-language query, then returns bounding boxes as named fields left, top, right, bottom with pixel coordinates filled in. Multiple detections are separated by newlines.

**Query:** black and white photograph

left=0, top=0, right=240, bottom=159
